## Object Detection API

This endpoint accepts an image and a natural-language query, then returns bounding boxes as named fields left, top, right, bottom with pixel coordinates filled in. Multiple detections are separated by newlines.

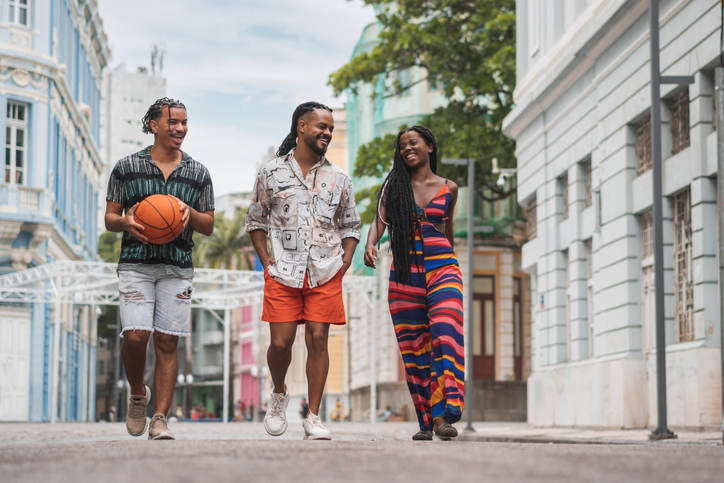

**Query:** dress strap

left=445, top=178, right=449, bottom=185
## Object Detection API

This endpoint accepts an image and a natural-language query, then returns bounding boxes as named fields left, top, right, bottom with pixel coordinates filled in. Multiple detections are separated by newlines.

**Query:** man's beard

left=305, top=136, right=328, bottom=156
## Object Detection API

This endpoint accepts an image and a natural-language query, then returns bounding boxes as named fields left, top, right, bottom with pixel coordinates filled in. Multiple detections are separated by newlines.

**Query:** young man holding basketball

left=246, top=102, right=361, bottom=440
left=105, top=98, right=214, bottom=440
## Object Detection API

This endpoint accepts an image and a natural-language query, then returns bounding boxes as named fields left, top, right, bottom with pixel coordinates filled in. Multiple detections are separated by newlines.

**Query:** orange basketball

left=134, top=194, right=184, bottom=245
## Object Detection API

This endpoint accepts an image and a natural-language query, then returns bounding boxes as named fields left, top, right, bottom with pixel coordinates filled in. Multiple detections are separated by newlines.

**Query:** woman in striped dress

left=364, top=126, right=465, bottom=440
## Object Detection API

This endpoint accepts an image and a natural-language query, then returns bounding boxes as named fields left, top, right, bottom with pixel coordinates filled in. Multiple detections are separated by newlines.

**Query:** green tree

left=194, top=210, right=253, bottom=270
left=98, top=230, right=122, bottom=263
left=329, top=0, right=516, bottom=223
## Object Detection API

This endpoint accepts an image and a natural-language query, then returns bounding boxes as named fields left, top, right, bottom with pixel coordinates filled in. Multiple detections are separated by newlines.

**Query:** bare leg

left=152, top=332, right=179, bottom=416
left=121, top=330, right=151, bottom=396
left=267, top=322, right=299, bottom=394
left=304, top=322, right=330, bottom=415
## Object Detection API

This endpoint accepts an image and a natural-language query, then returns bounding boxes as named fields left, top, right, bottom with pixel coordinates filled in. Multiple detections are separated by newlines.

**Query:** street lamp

left=492, top=158, right=517, bottom=188
left=441, top=157, right=476, bottom=433
left=250, top=365, right=268, bottom=421
left=176, top=373, right=194, bottom=419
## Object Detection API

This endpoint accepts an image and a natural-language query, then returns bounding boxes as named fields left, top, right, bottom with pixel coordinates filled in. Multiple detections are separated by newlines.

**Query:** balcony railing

left=0, top=184, right=50, bottom=215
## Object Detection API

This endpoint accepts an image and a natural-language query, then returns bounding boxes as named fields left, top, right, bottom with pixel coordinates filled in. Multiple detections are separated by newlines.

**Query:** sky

left=97, top=0, right=377, bottom=196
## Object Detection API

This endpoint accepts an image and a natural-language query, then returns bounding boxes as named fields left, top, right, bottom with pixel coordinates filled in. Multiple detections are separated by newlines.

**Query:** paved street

left=1, top=422, right=722, bottom=483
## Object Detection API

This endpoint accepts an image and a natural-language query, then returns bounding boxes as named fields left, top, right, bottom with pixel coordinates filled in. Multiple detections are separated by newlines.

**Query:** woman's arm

left=364, top=194, right=388, bottom=269
left=445, top=181, right=459, bottom=249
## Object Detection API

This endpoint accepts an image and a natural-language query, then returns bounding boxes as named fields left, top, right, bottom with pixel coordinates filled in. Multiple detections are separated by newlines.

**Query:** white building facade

left=100, top=63, right=166, bottom=175
left=504, top=0, right=722, bottom=429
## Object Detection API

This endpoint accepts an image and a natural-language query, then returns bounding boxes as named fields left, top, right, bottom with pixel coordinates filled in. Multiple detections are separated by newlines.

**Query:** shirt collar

left=139, top=145, right=192, bottom=165
left=284, top=147, right=330, bottom=170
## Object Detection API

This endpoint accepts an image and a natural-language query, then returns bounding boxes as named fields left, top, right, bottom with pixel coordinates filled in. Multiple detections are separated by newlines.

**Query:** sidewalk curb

left=456, top=434, right=723, bottom=446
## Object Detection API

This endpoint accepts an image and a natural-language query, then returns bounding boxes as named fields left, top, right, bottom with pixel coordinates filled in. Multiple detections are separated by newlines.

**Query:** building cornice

left=503, top=0, right=644, bottom=139
left=504, top=0, right=696, bottom=156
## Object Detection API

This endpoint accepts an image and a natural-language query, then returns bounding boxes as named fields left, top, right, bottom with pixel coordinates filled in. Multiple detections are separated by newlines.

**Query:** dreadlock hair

left=377, top=125, right=439, bottom=285
left=276, top=101, right=333, bottom=157
left=141, top=97, right=187, bottom=134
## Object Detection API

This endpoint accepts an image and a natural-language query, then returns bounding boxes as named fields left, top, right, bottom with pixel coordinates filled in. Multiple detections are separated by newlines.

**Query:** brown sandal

left=434, top=420, right=458, bottom=438
left=412, top=430, right=433, bottom=441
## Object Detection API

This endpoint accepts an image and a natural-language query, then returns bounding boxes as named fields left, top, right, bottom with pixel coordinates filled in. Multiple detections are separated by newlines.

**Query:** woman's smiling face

left=399, top=130, right=433, bottom=169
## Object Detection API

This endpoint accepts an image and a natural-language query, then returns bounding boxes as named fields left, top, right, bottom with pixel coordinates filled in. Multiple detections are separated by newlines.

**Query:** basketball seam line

left=146, top=196, right=176, bottom=236
left=164, top=195, right=179, bottom=235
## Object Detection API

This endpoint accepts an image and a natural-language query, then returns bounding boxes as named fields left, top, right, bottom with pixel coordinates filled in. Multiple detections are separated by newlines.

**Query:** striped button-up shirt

left=245, top=149, right=361, bottom=288
left=106, top=146, right=214, bottom=277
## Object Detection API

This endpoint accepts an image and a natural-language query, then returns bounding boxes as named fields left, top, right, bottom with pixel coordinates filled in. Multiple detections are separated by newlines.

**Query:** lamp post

left=648, top=0, right=692, bottom=441
left=441, top=157, right=476, bottom=433
left=176, top=373, right=194, bottom=419
left=250, top=365, right=267, bottom=421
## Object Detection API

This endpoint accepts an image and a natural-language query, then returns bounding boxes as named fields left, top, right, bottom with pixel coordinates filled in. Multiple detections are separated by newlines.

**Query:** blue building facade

left=0, top=0, right=109, bottom=421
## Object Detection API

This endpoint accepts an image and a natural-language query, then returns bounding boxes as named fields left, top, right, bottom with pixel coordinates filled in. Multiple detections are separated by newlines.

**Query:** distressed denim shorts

left=118, top=270, right=193, bottom=337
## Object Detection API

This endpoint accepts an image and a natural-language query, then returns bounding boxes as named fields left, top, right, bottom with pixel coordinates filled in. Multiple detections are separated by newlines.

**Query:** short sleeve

left=195, top=170, right=215, bottom=212
left=106, top=163, right=125, bottom=205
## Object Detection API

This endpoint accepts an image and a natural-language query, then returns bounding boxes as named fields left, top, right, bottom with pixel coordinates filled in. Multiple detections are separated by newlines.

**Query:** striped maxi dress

left=387, top=179, right=465, bottom=431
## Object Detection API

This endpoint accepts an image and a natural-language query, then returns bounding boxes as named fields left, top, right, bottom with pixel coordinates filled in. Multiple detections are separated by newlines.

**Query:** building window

left=9, top=0, right=29, bottom=27
left=526, top=198, right=537, bottom=240
left=586, top=239, right=594, bottom=358
left=99, top=360, right=105, bottom=377
left=561, top=173, right=569, bottom=219
left=641, top=210, right=654, bottom=262
left=635, top=115, right=652, bottom=175
left=398, top=68, right=412, bottom=96
left=529, top=0, right=540, bottom=56
left=428, top=74, right=442, bottom=92
left=564, top=249, right=571, bottom=361
left=6, top=101, right=28, bottom=185
left=584, top=160, right=592, bottom=207
left=640, top=210, right=656, bottom=355
left=670, top=88, right=690, bottom=155
left=712, top=72, right=717, bottom=131
left=673, top=189, right=693, bottom=342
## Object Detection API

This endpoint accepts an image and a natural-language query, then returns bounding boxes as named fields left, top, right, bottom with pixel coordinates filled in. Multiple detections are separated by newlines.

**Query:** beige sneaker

left=126, top=385, right=151, bottom=437
left=148, top=413, right=175, bottom=440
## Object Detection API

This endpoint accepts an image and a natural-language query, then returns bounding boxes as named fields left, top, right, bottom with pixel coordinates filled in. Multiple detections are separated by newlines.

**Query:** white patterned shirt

left=245, top=149, right=361, bottom=288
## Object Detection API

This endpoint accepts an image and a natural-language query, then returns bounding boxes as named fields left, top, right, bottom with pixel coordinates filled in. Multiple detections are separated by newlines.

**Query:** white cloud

left=97, top=0, right=377, bottom=195
left=181, top=122, right=277, bottom=197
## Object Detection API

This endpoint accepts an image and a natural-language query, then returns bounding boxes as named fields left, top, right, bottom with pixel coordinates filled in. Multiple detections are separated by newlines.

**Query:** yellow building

left=325, top=108, right=349, bottom=172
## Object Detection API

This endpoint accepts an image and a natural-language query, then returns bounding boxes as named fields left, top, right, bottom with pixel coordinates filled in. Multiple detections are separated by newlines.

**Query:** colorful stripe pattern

left=388, top=180, right=465, bottom=431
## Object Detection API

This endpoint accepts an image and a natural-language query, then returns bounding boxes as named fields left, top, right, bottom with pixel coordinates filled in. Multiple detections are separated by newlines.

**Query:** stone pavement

left=1, top=422, right=723, bottom=483
left=0, top=421, right=720, bottom=445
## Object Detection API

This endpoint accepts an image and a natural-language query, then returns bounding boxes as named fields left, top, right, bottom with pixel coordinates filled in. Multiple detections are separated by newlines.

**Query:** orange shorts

left=262, top=270, right=346, bottom=324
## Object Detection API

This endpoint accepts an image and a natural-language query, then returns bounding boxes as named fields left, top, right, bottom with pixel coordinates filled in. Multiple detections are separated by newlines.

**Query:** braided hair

left=377, top=125, right=439, bottom=285
left=277, top=101, right=333, bottom=157
left=141, top=97, right=186, bottom=134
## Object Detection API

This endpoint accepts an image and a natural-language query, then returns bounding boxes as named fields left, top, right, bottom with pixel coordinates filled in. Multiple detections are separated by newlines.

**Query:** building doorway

left=513, top=277, right=523, bottom=381
left=472, top=275, right=495, bottom=380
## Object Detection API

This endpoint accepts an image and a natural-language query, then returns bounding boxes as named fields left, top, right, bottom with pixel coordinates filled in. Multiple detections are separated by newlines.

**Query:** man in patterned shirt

left=105, top=98, right=215, bottom=440
left=246, top=102, right=361, bottom=440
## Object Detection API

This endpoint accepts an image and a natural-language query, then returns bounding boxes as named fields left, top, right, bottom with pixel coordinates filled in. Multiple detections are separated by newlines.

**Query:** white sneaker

left=303, top=413, right=332, bottom=440
left=264, top=390, right=290, bottom=436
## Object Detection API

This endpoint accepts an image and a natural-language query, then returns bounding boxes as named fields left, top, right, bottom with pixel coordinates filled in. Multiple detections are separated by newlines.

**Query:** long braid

left=377, top=125, right=439, bottom=285
left=141, top=97, right=186, bottom=134
left=277, top=101, right=333, bottom=157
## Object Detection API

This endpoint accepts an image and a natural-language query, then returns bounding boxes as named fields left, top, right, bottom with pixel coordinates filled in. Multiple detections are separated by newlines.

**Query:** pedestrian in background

left=300, top=397, right=310, bottom=420
left=246, top=102, right=361, bottom=440
left=364, top=126, right=464, bottom=441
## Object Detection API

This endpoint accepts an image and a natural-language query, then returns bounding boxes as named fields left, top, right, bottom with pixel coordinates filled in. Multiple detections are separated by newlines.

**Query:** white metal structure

left=0, top=261, right=377, bottom=424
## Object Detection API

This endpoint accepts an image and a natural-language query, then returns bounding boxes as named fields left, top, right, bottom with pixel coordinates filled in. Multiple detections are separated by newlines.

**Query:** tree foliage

left=194, top=210, right=253, bottom=270
left=98, top=230, right=122, bottom=263
left=329, top=0, right=516, bottom=223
